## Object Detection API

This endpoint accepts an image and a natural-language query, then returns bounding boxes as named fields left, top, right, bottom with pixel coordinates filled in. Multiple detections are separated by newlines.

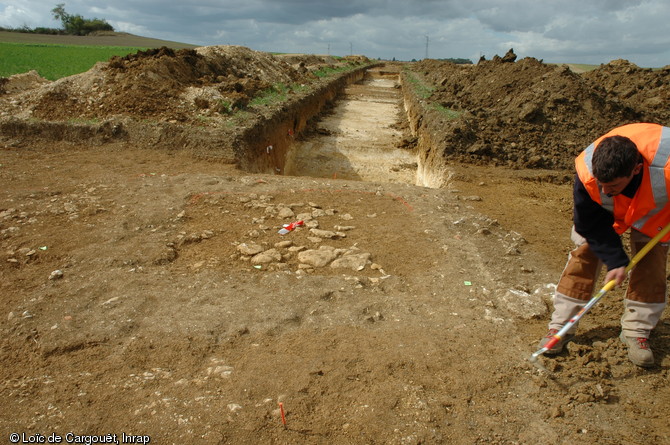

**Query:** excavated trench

left=237, top=65, right=433, bottom=186
left=0, top=64, right=443, bottom=188
left=284, top=67, right=418, bottom=184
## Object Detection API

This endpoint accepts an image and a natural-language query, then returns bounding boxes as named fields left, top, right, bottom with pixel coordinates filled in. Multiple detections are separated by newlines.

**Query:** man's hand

left=605, top=266, right=628, bottom=287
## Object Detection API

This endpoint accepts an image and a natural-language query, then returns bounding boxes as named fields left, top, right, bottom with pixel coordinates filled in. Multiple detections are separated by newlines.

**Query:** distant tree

left=447, top=58, right=473, bottom=65
left=432, top=58, right=473, bottom=65
left=82, top=18, right=113, bottom=34
left=0, top=24, right=60, bottom=34
left=51, top=4, right=71, bottom=29
left=32, top=27, right=61, bottom=35
left=51, top=3, right=113, bottom=36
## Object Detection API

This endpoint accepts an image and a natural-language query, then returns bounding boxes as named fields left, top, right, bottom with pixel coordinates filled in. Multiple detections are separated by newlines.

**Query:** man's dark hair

left=592, top=135, right=642, bottom=182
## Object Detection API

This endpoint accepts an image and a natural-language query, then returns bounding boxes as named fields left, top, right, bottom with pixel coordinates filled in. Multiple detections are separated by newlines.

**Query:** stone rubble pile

left=230, top=194, right=387, bottom=275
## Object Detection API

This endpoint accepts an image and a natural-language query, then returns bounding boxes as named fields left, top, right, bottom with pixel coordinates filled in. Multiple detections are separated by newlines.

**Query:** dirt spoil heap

left=411, top=50, right=670, bottom=171
left=0, top=46, right=346, bottom=125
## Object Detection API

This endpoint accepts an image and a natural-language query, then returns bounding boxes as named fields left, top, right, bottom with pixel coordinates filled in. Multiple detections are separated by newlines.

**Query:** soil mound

left=582, top=59, right=670, bottom=118
left=0, top=46, right=339, bottom=125
left=276, top=54, right=341, bottom=71
left=0, top=70, right=50, bottom=95
left=412, top=50, right=670, bottom=170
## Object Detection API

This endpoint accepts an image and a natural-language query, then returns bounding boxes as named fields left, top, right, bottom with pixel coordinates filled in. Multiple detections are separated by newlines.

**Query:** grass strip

left=0, top=42, right=146, bottom=80
left=405, top=69, right=461, bottom=119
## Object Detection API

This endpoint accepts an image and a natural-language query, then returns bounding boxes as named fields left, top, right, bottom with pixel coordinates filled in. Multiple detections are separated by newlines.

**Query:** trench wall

left=399, top=70, right=449, bottom=188
left=234, top=67, right=370, bottom=174
left=0, top=117, right=236, bottom=158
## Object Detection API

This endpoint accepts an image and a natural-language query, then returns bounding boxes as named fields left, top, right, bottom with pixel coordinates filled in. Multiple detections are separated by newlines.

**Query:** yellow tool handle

left=601, top=221, right=670, bottom=291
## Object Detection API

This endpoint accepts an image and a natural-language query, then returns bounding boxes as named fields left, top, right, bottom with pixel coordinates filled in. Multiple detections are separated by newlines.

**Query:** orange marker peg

left=279, top=402, right=287, bottom=427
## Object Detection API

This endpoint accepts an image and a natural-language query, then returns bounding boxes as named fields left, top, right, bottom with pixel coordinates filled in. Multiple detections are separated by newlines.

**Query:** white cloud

left=0, top=2, right=52, bottom=28
left=1, top=0, right=669, bottom=66
left=112, top=21, right=150, bottom=36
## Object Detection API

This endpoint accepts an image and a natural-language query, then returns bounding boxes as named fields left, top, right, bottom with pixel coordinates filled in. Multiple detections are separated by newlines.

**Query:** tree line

left=0, top=3, right=114, bottom=36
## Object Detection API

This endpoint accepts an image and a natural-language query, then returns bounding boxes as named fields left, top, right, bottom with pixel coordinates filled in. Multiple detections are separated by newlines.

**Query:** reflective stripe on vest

left=632, top=126, right=670, bottom=230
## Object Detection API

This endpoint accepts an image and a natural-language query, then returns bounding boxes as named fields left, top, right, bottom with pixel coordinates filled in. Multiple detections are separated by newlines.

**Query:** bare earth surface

left=2, top=45, right=670, bottom=444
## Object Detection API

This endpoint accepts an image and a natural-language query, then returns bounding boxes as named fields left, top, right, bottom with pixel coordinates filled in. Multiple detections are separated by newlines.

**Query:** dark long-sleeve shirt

left=572, top=170, right=643, bottom=270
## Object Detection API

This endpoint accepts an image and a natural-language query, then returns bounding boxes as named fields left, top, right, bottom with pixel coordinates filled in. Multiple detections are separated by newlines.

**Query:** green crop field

left=0, top=31, right=198, bottom=80
left=0, top=42, right=149, bottom=80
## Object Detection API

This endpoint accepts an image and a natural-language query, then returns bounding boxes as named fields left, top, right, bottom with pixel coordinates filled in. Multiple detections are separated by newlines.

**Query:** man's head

left=592, top=135, right=643, bottom=196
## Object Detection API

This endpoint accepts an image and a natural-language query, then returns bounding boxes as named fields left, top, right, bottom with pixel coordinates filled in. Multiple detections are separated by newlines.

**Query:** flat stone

left=251, top=249, right=282, bottom=265
left=237, top=242, right=264, bottom=256
left=297, top=249, right=338, bottom=268
left=330, top=253, right=371, bottom=271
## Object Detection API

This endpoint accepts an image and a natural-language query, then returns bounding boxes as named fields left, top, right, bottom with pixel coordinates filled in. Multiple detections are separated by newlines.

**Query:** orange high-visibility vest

left=575, top=123, right=670, bottom=240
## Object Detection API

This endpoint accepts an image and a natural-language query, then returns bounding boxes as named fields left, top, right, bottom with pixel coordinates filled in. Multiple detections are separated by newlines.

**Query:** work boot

left=538, top=329, right=574, bottom=355
left=619, top=333, right=654, bottom=368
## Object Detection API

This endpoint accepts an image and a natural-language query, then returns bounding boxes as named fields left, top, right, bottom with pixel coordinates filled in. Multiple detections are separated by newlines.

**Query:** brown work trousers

left=549, top=227, right=668, bottom=337
left=557, top=228, right=667, bottom=303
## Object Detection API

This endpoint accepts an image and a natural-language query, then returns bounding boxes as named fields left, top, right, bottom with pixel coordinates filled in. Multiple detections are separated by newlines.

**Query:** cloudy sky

left=2, top=0, right=669, bottom=67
